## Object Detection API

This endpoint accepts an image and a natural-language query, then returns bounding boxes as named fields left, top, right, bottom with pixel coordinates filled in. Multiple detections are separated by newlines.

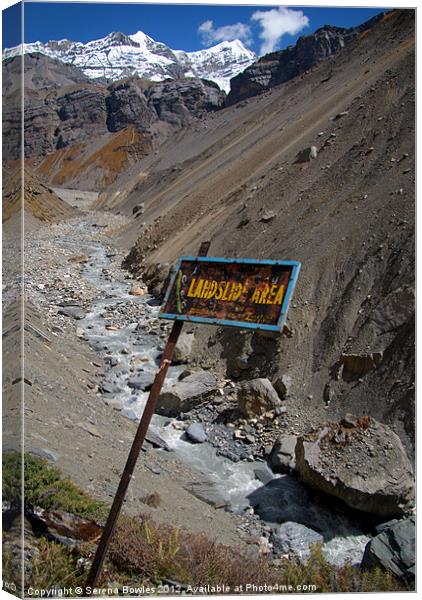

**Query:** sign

left=160, top=257, right=301, bottom=332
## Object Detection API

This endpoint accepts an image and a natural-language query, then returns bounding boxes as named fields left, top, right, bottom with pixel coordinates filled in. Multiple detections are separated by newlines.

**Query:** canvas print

left=1, top=1, right=415, bottom=597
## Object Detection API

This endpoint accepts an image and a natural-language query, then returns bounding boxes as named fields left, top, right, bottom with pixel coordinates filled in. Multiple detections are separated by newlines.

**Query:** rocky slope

left=2, top=168, right=77, bottom=223
left=226, top=11, right=385, bottom=105
left=99, top=9, right=415, bottom=455
left=3, top=31, right=255, bottom=93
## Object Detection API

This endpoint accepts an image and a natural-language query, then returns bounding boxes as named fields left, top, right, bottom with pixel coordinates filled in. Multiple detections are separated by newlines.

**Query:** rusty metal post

left=85, top=241, right=210, bottom=593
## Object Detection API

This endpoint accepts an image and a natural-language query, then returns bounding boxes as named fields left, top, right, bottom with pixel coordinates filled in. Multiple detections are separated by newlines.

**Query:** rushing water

left=74, top=240, right=370, bottom=566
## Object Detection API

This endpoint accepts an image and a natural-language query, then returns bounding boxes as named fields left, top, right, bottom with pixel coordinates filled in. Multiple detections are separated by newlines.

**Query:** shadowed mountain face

left=226, top=12, right=385, bottom=106
left=100, top=9, right=413, bottom=453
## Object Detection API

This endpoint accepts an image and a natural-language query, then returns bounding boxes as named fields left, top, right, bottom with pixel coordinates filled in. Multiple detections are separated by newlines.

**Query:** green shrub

left=2, top=452, right=108, bottom=520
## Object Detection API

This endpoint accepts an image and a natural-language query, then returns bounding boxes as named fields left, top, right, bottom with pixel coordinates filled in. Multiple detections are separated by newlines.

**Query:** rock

left=237, top=378, right=281, bottom=417
left=173, top=332, right=195, bottom=364
left=271, top=521, right=323, bottom=559
left=132, top=203, right=145, bottom=215
left=334, top=110, right=349, bottom=119
left=322, top=534, right=371, bottom=567
left=68, top=254, right=89, bottom=263
left=156, top=371, right=218, bottom=417
left=185, top=423, right=207, bottom=444
left=77, top=422, right=102, bottom=438
left=58, top=306, right=86, bottom=320
left=145, top=430, right=171, bottom=452
left=76, top=327, right=86, bottom=339
left=260, top=210, right=276, bottom=223
left=99, top=381, right=122, bottom=395
left=130, top=282, right=146, bottom=296
left=184, top=481, right=228, bottom=509
left=295, top=145, right=318, bottom=163
left=127, top=371, right=155, bottom=391
left=254, top=467, right=274, bottom=485
left=27, top=447, right=59, bottom=463
left=341, top=352, right=383, bottom=377
left=269, top=434, right=298, bottom=473
left=361, top=517, right=415, bottom=583
left=39, top=509, right=102, bottom=541
left=295, top=417, right=414, bottom=518
left=273, top=374, right=293, bottom=399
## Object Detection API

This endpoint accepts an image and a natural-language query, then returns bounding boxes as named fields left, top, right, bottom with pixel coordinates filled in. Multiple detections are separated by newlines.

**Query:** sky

left=3, top=2, right=387, bottom=56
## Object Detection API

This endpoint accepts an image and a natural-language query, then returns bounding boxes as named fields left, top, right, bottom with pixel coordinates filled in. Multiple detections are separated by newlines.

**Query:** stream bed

left=71, top=237, right=370, bottom=567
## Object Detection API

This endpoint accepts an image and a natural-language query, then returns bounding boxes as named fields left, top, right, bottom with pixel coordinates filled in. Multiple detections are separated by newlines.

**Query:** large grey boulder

left=127, top=371, right=155, bottom=391
left=295, top=417, right=415, bottom=519
left=172, top=332, right=195, bottom=364
left=156, top=371, right=218, bottom=417
left=269, top=434, right=298, bottom=473
left=237, top=378, right=281, bottom=417
left=361, top=517, right=415, bottom=584
left=271, top=522, right=323, bottom=559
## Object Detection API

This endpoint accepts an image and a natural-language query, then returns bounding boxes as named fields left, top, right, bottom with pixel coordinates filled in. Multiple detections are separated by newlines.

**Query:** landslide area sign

left=160, top=257, right=301, bottom=332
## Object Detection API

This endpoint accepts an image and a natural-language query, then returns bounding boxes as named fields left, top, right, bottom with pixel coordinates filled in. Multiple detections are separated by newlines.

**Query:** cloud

left=251, top=7, right=309, bottom=55
left=198, top=20, right=252, bottom=46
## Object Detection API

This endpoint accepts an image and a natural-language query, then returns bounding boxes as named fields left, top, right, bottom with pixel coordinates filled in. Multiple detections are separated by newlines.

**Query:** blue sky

left=4, top=2, right=386, bottom=56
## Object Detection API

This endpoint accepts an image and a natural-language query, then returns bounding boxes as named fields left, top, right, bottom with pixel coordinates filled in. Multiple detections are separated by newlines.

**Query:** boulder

left=127, top=371, right=155, bottom=391
left=237, top=378, right=281, bottom=417
left=269, top=434, right=298, bottom=473
left=40, top=509, right=101, bottom=542
left=361, top=517, right=415, bottom=583
left=295, top=417, right=414, bottom=518
left=184, top=481, right=228, bottom=509
left=156, top=371, right=218, bottom=417
left=271, top=521, right=323, bottom=559
left=172, top=332, right=195, bottom=364
left=185, top=423, right=207, bottom=444
left=58, top=306, right=86, bottom=320
left=132, top=203, right=145, bottom=215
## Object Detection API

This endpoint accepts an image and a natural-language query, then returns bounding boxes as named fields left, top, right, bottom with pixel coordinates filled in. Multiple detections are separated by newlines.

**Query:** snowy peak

left=2, top=31, right=256, bottom=92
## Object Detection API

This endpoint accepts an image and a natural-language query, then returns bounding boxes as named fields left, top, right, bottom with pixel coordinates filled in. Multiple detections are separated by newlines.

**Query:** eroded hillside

left=101, top=9, right=415, bottom=453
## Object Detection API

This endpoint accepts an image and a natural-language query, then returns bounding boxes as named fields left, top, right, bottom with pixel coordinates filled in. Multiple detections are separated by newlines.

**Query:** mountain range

left=2, top=31, right=256, bottom=93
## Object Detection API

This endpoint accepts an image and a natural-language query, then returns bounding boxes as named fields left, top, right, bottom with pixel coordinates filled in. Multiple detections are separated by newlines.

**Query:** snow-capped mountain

left=2, top=31, right=256, bottom=93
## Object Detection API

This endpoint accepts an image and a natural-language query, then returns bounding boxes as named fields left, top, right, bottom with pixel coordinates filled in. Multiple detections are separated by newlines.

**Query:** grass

left=2, top=452, right=409, bottom=594
left=2, top=452, right=108, bottom=521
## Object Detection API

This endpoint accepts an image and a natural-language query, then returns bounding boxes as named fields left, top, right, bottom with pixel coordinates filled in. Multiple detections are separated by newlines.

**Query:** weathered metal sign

left=159, top=257, right=301, bottom=332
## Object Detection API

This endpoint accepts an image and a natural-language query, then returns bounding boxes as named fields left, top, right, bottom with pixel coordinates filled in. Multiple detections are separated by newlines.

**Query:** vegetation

left=2, top=452, right=407, bottom=595
left=2, top=452, right=108, bottom=520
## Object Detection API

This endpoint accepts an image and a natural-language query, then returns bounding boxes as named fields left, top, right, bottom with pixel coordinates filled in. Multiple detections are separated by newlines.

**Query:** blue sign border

left=159, top=257, right=301, bottom=332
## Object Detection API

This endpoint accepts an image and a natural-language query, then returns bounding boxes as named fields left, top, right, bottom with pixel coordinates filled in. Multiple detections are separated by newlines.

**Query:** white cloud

left=251, top=7, right=309, bottom=55
left=198, top=19, right=252, bottom=46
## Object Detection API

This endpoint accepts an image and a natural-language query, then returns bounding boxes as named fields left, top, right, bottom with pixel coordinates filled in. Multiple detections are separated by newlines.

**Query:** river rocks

left=173, top=331, right=195, bottom=364
left=156, top=371, right=218, bottom=417
left=58, top=306, right=86, bottom=320
left=295, top=417, right=415, bottom=518
left=237, top=378, right=281, bottom=417
left=185, top=423, right=208, bottom=443
left=361, top=517, right=415, bottom=583
left=271, top=521, right=323, bottom=559
left=129, top=282, right=147, bottom=296
left=269, top=434, right=297, bottom=473
left=127, top=371, right=155, bottom=391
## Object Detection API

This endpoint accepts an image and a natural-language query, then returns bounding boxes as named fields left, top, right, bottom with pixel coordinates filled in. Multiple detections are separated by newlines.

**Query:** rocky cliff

left=226, top=12, right=385, bottom=105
